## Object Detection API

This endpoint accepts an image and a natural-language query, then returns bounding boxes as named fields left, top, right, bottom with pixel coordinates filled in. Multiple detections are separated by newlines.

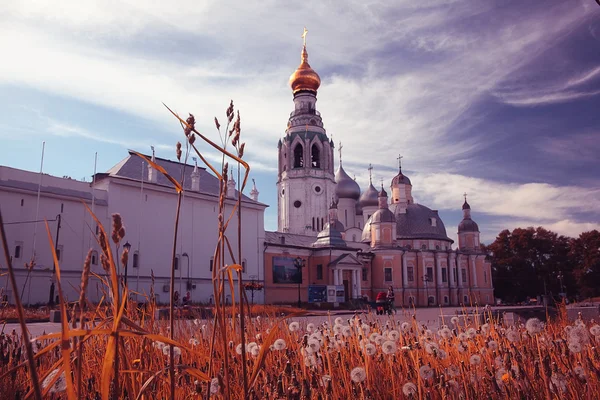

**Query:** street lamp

left=423, top=274, right=432, bottom=307
left=123, top=241, right=132, bottom=288
left=557, top=271, right=565, bottom=297
left=294, top=257, right=306, bottom=308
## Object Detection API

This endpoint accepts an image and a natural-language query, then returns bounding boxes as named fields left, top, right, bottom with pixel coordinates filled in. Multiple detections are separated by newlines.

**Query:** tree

left=570, top=230, right=600, bottom=300
left=486, top=227, right=572, bottom=303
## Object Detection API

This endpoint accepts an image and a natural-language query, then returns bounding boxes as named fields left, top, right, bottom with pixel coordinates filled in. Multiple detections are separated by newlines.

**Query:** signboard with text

left=308, top=285, right=327, bottom=303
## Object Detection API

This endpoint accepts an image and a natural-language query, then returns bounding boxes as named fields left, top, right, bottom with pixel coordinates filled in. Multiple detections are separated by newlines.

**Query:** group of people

left=173, top=290, right=191, bottom=307
left=374, top=286, right=397, bottom=315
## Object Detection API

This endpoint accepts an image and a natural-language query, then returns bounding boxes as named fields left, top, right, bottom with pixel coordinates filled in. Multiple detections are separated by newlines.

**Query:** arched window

left=293, top=143, right=304, bottom=168
left=311, top=144, right=320, bottom=168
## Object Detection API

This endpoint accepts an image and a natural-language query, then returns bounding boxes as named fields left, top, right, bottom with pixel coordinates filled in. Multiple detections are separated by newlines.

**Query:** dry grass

left=3, top=103, right=600, bottom=399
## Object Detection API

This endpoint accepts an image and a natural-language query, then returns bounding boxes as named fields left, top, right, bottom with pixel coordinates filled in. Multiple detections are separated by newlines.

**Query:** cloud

left=538, top=132, right=600, bottom=163
left=411, top=172, right=600, bottom=220
left=0, top=0, right=592, bottom=176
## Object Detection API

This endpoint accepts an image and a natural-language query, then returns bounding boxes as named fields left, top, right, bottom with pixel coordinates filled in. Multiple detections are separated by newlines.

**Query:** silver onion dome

left=335, top=164, right=361, bottom=200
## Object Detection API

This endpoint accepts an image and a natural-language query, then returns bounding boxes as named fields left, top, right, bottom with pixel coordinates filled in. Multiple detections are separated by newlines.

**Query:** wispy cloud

left=538, top=132, right=600, bottom=163
left=411, top=171, right=600, bottom=221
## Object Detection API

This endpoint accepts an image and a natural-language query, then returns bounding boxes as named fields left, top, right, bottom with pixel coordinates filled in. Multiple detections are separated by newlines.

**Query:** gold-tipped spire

left=289, top=27, right=321, bottom=94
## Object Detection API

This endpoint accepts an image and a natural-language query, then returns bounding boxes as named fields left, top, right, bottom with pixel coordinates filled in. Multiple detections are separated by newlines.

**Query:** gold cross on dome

left=463, top=192, right=468, bottom=202
left=302, top=27, right=308, bottom=46
left=368, top=163, right=373, bottom=184
left=397, top=154, right=403, bottom=170
left=338, top=141, right=343, bottom=164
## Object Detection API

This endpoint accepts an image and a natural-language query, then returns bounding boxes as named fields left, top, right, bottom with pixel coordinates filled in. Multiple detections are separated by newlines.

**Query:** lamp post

left=423, top=274, right=432, bottom=307
left=557, top=271, right=565, bottom=298
left=182, top=252, right=190, bottom=294
left=294, top=257, right=306, bottom=308
left=123, top=241, right=131, bottom=288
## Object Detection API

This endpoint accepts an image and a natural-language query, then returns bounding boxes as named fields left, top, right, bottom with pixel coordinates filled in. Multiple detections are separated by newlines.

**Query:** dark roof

left=371, top=208, right=395, bottom=223
left=104, top=152, right=263, bottom=205
left=0, top=179, right=108, bottom=206
left=313, top=222, right=347, bottom=248
left=335, top=164, right=360, bottom=200
left=264, top=231, right=318, bottom=248
left=391, top=168, right=411, bottom=186
left=390, top=203, right=453, bottom=242
left=328, top=253, right=363, bottom=267
left=359, top=183, right=379, bottom=208
left=285, top=130, right=329, bottom=144
left=462, top=200, right=471, bottom=210
left=458, top=218, right=479, bottom=233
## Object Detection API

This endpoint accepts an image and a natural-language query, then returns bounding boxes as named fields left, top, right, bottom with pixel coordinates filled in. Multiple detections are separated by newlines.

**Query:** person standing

left=386, top=285, right=396, bottom=315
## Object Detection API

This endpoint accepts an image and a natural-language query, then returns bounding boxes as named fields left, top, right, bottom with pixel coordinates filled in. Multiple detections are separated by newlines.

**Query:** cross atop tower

left=397, top=154, right=403, bottom=171
left=380, top=178, right=384, bottom=188
left=301, top=27, right=308, bottom=47
left=463, top=192, right=468, bottom=202
left=338, top=141, right=343, bottom=165
left=368, top=163, right=373, bottom=184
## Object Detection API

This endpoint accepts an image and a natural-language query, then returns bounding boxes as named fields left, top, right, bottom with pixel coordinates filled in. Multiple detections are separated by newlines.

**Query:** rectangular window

left=133, top=252, right=139, bottom=268
left=92, top=252, right=98, bottom=265
left=209, top=258, right=214, bottom=271
left=442, top=267, right=447, bottom=283
left=407, top=266, right=414, bottom=282
left=56, top=245, right=63, bottom=261
left=384, top=267, right=392, bottom=282
left=316, top=264, right=323, bottom=280
left=362, top=268, right=368, bottom=281
left=14, top=245, right=22, bottom=259
left=174, top=257, right=179, bottom=270
left=426, top=267, right=433, bottom=282
left=242, top=260, right=247, bottom=273
left=484, top=270, right=487, bottom=283
left=461, top=268, right=467, bottom=283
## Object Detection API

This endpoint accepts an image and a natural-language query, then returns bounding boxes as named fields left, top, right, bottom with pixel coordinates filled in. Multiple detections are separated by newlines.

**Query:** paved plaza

left=2, top=306, right=485, bottom=338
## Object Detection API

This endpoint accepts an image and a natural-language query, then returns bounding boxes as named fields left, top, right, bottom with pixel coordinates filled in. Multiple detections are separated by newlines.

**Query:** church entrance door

left=343, top=280, right=349, bottom=302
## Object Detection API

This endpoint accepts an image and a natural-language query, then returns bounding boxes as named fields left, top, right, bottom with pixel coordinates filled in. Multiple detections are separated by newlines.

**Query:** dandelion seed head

left=420, top=365, right=434, bottom=380
left=382, top=340, right=398, bottom=355
left=274, top=338, right=287, bottom=351
left=350, top=366, right=367, bottom=383
left=365, top=343, right=377, bottom=356
left=289, top=321, right=300, bottom=332
left=526, top=318, right=543, bottom=335
left=470, top=354, right=482, bottom=365
left=402, top=382, right=417, bottom=396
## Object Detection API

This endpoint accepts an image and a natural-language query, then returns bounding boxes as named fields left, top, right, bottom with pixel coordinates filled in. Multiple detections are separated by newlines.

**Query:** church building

left=264, top=34, right=494, bottom=307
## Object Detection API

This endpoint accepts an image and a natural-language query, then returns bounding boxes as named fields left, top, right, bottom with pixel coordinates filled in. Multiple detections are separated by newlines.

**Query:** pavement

left=2, top=306, right=474, bottom=338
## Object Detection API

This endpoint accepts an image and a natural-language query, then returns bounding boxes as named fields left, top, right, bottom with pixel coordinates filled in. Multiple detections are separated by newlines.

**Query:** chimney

left=227, top=177, right=236, bottom=198
left=147, top=146, right=157, bottom=183
left=191, top=159, right=200, bottom=192
left=250, top=178, right=259, bottom=201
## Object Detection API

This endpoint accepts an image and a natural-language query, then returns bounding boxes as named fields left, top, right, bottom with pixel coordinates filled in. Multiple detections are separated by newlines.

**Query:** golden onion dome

left=289, top=45, right=321, bottom=94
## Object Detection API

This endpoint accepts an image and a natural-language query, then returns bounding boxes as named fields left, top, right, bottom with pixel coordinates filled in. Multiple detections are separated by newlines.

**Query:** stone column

left=470, top=255, right=478, bottom=288
left=436, top=253, right=443, bottom=287
left=353, top=270, right=358, bottom=298
left=357, top=269, right=362, bottom=299
left=401, top=251, right=407, bottom=306
left=333, top=268, right=339, bottom=285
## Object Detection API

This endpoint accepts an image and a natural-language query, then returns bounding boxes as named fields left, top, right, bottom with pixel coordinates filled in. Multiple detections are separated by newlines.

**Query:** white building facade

left=0, top=152, right=267, bottom=306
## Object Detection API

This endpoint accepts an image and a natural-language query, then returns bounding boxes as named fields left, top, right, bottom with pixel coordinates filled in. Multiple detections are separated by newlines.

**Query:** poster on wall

left=308, top=285, right=328, bottom=303
left=272, top=256, right=302, bottom=284
left=327, top=285, right=345, bottom=303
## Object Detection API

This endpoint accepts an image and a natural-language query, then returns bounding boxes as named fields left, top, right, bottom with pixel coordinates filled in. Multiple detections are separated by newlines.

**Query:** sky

left=1, top=0, right=599, bottom=244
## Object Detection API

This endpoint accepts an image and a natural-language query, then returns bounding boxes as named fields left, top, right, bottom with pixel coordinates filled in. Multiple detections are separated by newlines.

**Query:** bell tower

left=277, top=28, right=336, bottom=235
